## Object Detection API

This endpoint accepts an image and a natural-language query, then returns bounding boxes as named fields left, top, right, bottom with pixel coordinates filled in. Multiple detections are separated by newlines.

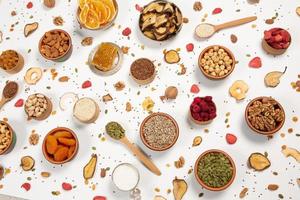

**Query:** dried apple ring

left=24, top=67, right=43, bottom=85
left=229, top=80, right=249, bottom=100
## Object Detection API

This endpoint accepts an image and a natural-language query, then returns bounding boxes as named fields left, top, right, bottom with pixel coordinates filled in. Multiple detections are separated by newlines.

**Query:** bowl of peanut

left=24, top=93, right=53, bottom=121
left=0, top=50, right=24, bottom=74
left=198, top=45, right=235, bottom=80
left=38, top=29, right=72, bottom=62
left=0, top=121, right=16, bottom=155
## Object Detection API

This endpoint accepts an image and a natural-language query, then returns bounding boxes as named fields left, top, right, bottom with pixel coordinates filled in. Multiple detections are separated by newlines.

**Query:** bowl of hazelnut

left=24, top=93, right=53, bottom=121
left=0, top=50, right=24, bottom=74
left=198, top=45, right=235, bottom=80
left=190, top=96, right=217, bottom=125
left=0, top=121, right=16, bottom=155
left=38, top=29, right=72, bottom=62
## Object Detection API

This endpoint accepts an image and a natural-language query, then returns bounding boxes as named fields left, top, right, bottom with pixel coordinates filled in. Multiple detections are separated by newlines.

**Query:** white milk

left=112, top=163, right=140, bottom=191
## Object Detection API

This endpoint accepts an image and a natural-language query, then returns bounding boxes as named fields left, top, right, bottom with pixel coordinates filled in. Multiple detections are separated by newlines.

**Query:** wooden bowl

left=25, top=94, right=53, bottom=121
left=198, top=45, right=235, bottom=80
left=194, top=149, right=236, bottom=191
left=245, top=96, right=285, bottom=135
left=42, top=127, right=79, bottom=164
left=0, top=121, right=16, bottom=155
left=38, top=29, right=73, bottom=62
left=189, top=110, right=213, bottom=125
left=130, top=58, right=156, bottom=85
left=76, top=0, right=118, bottom=31
left=73, top=97, right=100, bottom=124
left=140, top=112, right=179, bottom=151
left=262, top=39, right=288, bottom=55
left=0, top=50, right=24, bottom=74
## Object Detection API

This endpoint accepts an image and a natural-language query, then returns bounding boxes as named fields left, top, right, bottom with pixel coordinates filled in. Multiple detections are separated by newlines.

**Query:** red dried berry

left=192, top=104, right=201, bottom=113
left=190, top=84, right=200, bottom=93
left=186, top=43, right=194, bottom=52
left=26, top=2, right=33, bottom=9
left=21, top=182, right=31, bottom=191
left=249, top=57, right=262, bottom=68
left=93, top=196, right=107, bottom=200
left=15, top=99, right=24, bottom=107
left=135, top=4, right=143, bottom=12
left=62, top=182, right=72, bottom=191
left=193, top=97, right=202, bottom=104
left=82, top=80, right=92, bottom=89
left=122, top=27, right=131, bottom=36
left=226, top=133, right=237, bottom=144
left=212, top=8, right=222, bottom=14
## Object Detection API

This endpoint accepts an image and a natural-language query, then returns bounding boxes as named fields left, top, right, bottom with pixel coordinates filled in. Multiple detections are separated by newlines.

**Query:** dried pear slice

left=173, top=177, right=188, bottom=200
left=143, top=2, right=164, bottom=14
left=264, top=67, right=287, bottom=87
left=143, top=31, right=155, bottom=40
left=154, top=27, right=168, bottom=35
left=21, top=156, right=35, bottom=171
left=163, top=3, right=174, bottom=13
left=83, top=154, right=97, bottom=180
left=142, top=15, right=157, bottom=31
left=154, top=14, right=168, bottom=28
left=154, top=195, right=167, bottom=200
left=248, top=153, right=271, bottom=171
left=24, top=22, right=39, bottom=37
left=164, top=50, right=180, bottom=64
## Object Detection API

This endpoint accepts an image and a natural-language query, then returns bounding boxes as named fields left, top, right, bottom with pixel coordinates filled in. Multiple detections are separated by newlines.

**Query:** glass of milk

left=112, top=163, right=140, bottom=192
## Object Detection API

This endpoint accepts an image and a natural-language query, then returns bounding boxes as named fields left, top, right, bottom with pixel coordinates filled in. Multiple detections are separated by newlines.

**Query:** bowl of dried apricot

left=77, top=0, right=118, bottom=30
left=42, top=127, right=79, bottom=164
left=38, top=29, right=72, bottom=62
left=245, top=97, right=285, bottom=135
left=0, top=50, right=24, bottom=74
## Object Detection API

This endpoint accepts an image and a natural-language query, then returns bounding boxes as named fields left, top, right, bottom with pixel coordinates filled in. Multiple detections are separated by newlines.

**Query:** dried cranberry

left=26, top=2, right=33, bottom=9
left=186, top=43, right=194, bottom=52
left=249, top=57, right=262, bottom=68
left=82, top=80, right=92, bottom=88
left=93, top=196, right=107, bottom=200
left=122, top=27, right=131, bottom=36
left=190, top=84, right=200, bottom=93
left=226, top=133, right=237, bottom=144
left=15, top=99, right=24, bottom=107
left=21, top=182, right=31, bottom=191
left=62, top=182, right=72, bottom=191
left=212, top=8, right=222, bottom=14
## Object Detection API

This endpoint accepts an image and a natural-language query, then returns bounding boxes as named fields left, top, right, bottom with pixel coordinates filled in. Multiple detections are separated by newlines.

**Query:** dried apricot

left=54, top=131, right=73, bottom=138
left=54, top=147, right=69, bottom=161
left=58, top=138, right=76, bottom=146
left=68, top=145, right=76, bottom=158
left=46, top=135, right=58, bottom=155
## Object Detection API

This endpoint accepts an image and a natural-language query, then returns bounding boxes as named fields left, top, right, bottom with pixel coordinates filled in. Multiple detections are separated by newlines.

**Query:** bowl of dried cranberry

left=262, top=28, right=291, bottom=55
left=245, top=96, right=285, bottom=135
left=189, top=96, right=217, bottom=125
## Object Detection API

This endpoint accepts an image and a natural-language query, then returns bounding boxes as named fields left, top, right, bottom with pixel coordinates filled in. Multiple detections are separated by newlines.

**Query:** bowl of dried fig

left=245, top=96, right=285, bottom=135
left=38, top=29, right=72, bottom=62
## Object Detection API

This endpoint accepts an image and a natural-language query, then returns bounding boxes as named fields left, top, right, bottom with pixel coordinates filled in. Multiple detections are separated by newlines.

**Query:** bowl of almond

left=0, top=121, right=16, bottom=155
left=38, top=29, right=72, bottom=62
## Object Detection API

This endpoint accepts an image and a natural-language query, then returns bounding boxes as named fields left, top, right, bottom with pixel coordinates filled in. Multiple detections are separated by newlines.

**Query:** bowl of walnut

left=0, top=121, right=16, bottom=155
left=38, top=29, right=72, bottom=62
left=245, top=97, right=285, bottom=135
left=24, top=93, right=53, bottom=121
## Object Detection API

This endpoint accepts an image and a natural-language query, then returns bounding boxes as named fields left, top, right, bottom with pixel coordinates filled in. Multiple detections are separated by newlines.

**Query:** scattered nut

left=81, top=37, right=93, bottom=46
left=239, top=187, right=248, bottom=198
left=267, top=184, right=279, bottom=191
left=126, top=102, right=132, bottom=112
left=193, top=2, right=202, bottom=11
left=41, top=172, right=51, bottom=178
left=29, top=132, right=39, bottom=145
left=100, top=168, right=106, bottom=178
left=114, top=81, right=125, bottom=91
left=102, top=94, right=113, bottom=102
left=164, top=86, right=178, bottom=100
left=58, top=76, right=69, bottom=82
left=174, top=156, right=185, bottom=168
left=44, top=0, right=55, bottom=8
left=230, top=34, right=238, bottom=43
left=53, top=16, right=64, bottom=26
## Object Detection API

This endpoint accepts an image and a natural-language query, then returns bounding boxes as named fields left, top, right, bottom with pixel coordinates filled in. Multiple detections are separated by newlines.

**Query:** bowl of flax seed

left=140, top=112, right=179, bottom=151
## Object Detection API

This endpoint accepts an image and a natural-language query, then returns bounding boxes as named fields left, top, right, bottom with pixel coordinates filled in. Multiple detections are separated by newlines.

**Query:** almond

left=267, top=184, right=279, bottom=191
left=44, top=0, right=55, bottom=8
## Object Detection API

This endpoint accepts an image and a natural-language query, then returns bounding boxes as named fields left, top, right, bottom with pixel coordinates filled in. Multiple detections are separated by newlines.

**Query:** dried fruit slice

left=20, top=156, right=35, bottom=171
left=83, top=154, right=97, bottom=180
left=101, top=0, right=116, bottom=21
left=229, top=80, right=249, bottom=100
left=79, top=0, right=88, bottom=9
left=248, top=153, right=271, bottom=171
left=91, top=0, right=107, bottom=25
left=264, top=67, right=287, bottom=87
left=164, top=50, right=180, bottom=64
left=85, top=9, right=101, bottom=29
left=173, top=177, right=188, bottom=200
left=79, top=4, right=90, bottom=24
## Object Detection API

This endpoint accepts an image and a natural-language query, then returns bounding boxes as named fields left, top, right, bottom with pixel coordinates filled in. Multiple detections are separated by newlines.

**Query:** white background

left=0, top=0, right=299, bottom=199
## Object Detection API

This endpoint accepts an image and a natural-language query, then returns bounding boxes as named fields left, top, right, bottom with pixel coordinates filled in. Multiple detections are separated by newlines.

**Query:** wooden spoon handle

left=214, top=16, right=257, bottom=31
left=0, top=98, right=7, bottom=110
left=120, top=137, right=161, bottom=176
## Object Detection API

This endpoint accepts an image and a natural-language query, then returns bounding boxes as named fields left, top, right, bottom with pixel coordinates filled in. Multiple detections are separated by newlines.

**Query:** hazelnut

left=165, top=86, right=178, bottom=99
left=44, top=0, right=55, bottom=8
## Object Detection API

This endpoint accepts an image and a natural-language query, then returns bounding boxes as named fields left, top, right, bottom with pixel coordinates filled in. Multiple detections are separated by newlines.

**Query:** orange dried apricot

left=54, top=131, right=73, bottom=139
left=46, top=135, right=58, bottom=155
left=54, top=147, right=69, bottom=161
left=68, top=145, right=76, bottom=158
left=58, top=138, right=76, bottom=146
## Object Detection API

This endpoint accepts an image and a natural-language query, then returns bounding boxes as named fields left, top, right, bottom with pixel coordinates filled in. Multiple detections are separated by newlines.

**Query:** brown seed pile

left=131, top=58, right=155, bottom=80
left=247, top=97, right=284, bottom=132
left=0, top=50, right=19, bottom=70
left=142, top=115, right=176, bottom=149
left=40, top=30, right=70, bottom=59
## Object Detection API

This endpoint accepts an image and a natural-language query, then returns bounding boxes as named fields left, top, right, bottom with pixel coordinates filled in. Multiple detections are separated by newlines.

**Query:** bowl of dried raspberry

left=262, top=28, right=291, bottom=55
left=189, top=96, right=217, bottom=125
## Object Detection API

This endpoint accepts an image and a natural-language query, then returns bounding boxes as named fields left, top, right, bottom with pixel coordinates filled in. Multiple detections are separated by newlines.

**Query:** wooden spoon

left=106, top=122, right=161, bottom=176
left=195, top=16, right=257, bottom=38
left=0, top=81, right=18, bottom=110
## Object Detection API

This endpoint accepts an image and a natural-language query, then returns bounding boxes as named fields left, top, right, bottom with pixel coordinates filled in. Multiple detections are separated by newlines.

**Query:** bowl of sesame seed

left=140, top=112, right=179, bottom=151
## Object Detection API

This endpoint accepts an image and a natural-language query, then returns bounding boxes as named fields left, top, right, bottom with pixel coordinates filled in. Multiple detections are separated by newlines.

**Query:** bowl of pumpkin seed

left=194, top=149, right=236, bottom=191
